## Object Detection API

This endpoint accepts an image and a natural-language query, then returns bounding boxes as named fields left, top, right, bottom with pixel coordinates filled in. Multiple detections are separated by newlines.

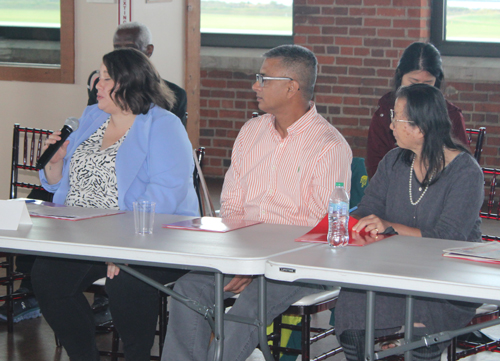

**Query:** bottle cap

left=335, top=182, right=344, bottom=187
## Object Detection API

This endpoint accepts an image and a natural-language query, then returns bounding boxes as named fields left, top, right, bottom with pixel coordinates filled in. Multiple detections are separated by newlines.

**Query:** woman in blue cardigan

left=32, top=48, right=198, bottom=361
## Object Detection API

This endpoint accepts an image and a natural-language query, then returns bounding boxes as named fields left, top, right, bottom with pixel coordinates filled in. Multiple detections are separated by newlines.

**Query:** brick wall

left=199, top=0, right=500, bottom=178
left=447, top=82, right=500, bottom=166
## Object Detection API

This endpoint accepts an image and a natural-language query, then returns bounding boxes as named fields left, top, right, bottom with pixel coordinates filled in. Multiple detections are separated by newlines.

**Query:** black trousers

left=15, top=254, right=36, bottom=291
left=32, top=257, right=187, bottom=361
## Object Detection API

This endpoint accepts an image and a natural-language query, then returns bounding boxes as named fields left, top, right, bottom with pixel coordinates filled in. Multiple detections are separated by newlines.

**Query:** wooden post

left=185, top=0, right=201, bottom=148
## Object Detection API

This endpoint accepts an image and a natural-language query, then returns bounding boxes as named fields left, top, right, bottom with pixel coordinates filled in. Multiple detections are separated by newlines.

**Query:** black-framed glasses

left=255, top=73, right=294, bottom=87
left=390, top=109, right=413, bottom=125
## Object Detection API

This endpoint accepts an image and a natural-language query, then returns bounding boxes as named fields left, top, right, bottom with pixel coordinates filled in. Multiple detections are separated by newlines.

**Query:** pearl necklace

left=409, top=156, right=432, bottom=206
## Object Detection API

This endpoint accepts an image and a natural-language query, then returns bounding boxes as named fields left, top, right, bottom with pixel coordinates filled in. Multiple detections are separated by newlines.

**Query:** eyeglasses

left=255, top=73, right=294, bottom=87
left=390, top=109, right=414, bottom=125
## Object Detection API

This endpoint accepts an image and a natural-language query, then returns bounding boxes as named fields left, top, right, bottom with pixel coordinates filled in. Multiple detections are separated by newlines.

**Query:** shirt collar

left=265, top=102, right=318, bottom=139
left=286, top=101, right=317, bottom=137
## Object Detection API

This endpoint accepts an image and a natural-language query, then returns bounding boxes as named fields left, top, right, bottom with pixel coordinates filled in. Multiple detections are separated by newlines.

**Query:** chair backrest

left=193, top=147, right=216, bottom=217
left=481, top=167, right=500, bottom=220
left=466, top=127, right=486, bottom=164
left=350, top=157, right=369, bottom=209
left=482, top=234, right=500, bottom=241
left=181, top=112, right=188, bottom=129
left=10, top=124, right=53, bottom=200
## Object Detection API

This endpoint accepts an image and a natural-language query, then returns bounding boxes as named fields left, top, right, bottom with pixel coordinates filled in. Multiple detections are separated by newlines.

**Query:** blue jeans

left=162, top=271, right=323, bottom=361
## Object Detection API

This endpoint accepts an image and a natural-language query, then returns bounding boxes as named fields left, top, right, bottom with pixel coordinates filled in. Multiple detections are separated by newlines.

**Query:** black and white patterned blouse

left=65, top=118, right=129, bottom=209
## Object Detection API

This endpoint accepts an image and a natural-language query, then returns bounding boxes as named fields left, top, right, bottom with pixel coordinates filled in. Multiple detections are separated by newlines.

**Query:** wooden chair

left=10, top=123, right=53, bottom=199
left=0, top=124, right=53, bottom=333
left=193, top=147, right=216, bottom=217
left=448, top=304, right=500, bottom=361
left=450, top=168, right=500, bottom=360
left=267, top=288, right=341, bottom=361
left=465, top=127, right=486, bottom=164
left=480, top=167, right=500, bottom=220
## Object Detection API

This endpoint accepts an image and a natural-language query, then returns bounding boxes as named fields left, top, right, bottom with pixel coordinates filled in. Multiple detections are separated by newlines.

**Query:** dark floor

left=0, top=288, right=123, bottom=361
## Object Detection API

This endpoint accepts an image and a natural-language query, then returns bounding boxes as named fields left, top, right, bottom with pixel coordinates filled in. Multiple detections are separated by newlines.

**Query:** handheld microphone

left=36, top=117, right=80, bottom=170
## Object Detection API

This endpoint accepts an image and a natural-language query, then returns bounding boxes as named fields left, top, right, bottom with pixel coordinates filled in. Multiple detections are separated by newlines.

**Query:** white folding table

left=0, top=212, right=315, bottom=361
left=265, top=235, right=500, bottom=360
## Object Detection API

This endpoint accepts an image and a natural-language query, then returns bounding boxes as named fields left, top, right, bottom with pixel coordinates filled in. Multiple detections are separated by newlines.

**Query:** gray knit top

left=354, top=148, right=483, bottom=242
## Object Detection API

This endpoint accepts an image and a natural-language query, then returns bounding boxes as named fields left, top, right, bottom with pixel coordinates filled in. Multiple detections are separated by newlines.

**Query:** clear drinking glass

left=133, top=201, right=156, bottom=234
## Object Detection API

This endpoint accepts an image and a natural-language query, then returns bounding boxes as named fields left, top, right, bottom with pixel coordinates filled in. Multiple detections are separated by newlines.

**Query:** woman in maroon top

left=366, top=42, right=468, bottom=179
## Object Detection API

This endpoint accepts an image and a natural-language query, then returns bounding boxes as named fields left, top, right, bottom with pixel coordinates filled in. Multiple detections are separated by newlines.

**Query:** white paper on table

left=0, top=200, right=33, bottom=230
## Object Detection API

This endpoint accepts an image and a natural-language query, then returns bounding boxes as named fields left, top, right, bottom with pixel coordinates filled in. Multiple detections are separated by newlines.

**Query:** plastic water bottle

left=327, top=182, right=350, bottom=247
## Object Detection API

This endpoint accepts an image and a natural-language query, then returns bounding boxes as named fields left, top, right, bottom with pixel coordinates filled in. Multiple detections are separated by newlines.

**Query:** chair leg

left=111, top=328, right=120, bottom=361
left=448, top=337, right=457, bottom=361
left=301, top=315, right=311, bottom=361
left=272, top=314, right=283, bottom=361
left=159, top=293, right=168, bottom=357
left=6, top=254, right=15, bottom=333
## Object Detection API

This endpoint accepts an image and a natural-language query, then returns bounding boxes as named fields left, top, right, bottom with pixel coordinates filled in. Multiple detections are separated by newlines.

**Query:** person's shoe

left=0, top=290, right=41, bottom=323
left=91, top=293, right=110, bottom=312
left=93, top=306, right=113, bottom=328
left=91, top=293, right=113, bottom=329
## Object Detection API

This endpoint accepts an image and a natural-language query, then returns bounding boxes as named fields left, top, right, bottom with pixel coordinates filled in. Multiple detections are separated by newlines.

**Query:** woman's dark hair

left=395, top=83, right=468, bottom=185
left=102, top=48, right=175, bottom=115
left=393, top=42, right=444, bottom=92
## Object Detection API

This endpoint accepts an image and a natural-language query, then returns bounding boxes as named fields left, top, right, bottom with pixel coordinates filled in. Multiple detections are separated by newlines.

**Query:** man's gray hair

left=114, top=22, right=152, bottom=52
left=263, top=45, right=318, bottom=101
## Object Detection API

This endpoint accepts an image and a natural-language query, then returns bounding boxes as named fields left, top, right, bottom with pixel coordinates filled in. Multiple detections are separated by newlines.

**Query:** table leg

left=117, top=265, right=279, bottom=361
left=404, top=295, right=414, bottom=361
left=364, top=290, right=376, bottom=361
left=258, top=275, right=274, bottom=361
left=213, top=272, right=225, bottom=361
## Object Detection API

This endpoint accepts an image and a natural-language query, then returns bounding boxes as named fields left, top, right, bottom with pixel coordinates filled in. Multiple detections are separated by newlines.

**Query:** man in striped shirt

left=163, top=45, right=352, bottom=361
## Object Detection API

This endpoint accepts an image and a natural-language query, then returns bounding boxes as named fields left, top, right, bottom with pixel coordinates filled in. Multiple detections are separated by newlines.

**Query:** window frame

left=430, top=0, right=500, bottom=58
left=200, top=1, right=294, bottom=49
left=0, top=0, right=75, bottom=83
left=202, top=33, right=293, bottom=48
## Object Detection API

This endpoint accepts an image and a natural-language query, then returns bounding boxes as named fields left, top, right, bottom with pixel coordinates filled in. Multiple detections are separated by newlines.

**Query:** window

left=0, top=0, right=74, bottom=83
left=431, top=0, right=500, bottom=58
left=201, top=0, right=293, bottom=48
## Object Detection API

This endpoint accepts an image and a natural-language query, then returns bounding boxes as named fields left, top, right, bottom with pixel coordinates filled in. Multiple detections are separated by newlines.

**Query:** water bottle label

left=329, top=201, right=348, bottom=213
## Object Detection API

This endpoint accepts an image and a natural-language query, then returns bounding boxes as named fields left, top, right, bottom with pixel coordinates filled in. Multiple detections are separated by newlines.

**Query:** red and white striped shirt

left=220, top=103, right=352, bottom=227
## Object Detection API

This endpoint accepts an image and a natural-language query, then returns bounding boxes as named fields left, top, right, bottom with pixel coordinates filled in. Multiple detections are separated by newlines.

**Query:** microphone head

left=64, top=117, right=80, bottom=132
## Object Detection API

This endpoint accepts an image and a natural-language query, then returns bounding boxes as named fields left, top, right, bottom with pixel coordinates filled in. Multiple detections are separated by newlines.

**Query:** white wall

left=0, top=0, right=185, bottom=198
